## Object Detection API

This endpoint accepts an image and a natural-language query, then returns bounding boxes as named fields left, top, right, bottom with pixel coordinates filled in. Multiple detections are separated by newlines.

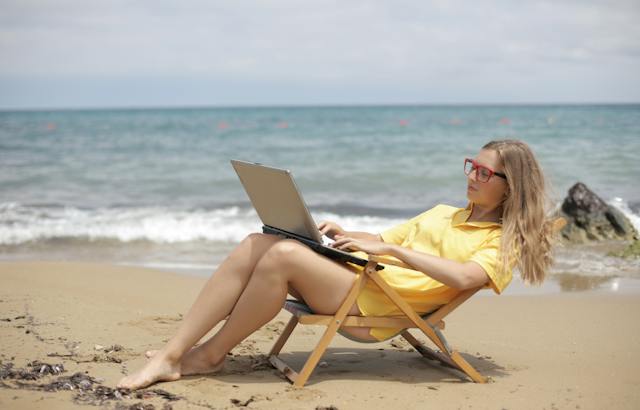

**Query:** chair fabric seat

left=284, top=299, right=430, bottom=343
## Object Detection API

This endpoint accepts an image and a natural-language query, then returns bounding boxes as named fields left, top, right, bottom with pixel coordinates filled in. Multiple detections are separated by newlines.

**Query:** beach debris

left=105, top=344, right=124, bottom=353
left=316, top=406, right=339, bottom=410
left=67, top=344, right=131, bottom=364
left=0, top=361, right=65, bottom=380
left=318, top=361, right=329, bottom=368
left=249, top=354, right=271, bottom=371
left=559, top=183, right=638, bottom=243
left=94, top=355, right=123, bottom=363
left=115, top=403, right=173, bottom=410
left=114, top=402, right=156, bottom=410
left=65, top=341, right=81, bottom=351
left=29, top=372, right=98, bottom=393
left=32, top=361, right=65, bottom=377
left=0, top=360, right=182, bottom=407
left=230, top=395, right=256, bottom=407
left=133, top=388, right=181, bottom=402
left=47, top=352, right=75, bottom=359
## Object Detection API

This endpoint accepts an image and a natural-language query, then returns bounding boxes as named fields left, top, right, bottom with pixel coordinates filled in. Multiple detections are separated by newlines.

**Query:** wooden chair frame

left=268, top=255, right=487, bottom=387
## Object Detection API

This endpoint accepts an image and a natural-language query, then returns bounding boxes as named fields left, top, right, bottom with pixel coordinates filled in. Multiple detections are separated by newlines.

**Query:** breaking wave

left=0, top=202, right=405, bottom=245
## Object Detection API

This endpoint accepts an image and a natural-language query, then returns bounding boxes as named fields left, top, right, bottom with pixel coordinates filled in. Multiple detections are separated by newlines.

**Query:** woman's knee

left=242, top=232, right=276, bottom=245
left=221, top=233, right=280, bottom=272
left=236, top=233, right=280, bottom=257
left=254, top=239, right=306, bottom=273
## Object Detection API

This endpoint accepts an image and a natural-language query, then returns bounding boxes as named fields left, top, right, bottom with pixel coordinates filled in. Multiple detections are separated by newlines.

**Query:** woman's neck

left=468, top=203, right=503, bottom=223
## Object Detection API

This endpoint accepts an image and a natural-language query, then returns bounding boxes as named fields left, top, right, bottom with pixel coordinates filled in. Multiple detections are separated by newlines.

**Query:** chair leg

left=269, top=316, right=299, bottom=356
left=401, top=330, right=487, bottom=383
left=449, top=351, right=487, bottom=383
left=293, top=323, right=340, bottom=387
left=401, top=331, right=458, bottom=369
left=269, top=316, right=303, bottom=385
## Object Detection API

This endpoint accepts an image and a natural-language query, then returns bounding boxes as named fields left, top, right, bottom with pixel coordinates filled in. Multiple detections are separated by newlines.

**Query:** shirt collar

left=452, top=203, right=502, bottom=228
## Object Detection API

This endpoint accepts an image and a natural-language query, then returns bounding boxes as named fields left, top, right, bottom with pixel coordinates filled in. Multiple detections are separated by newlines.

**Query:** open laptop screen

left=231, top=159, right=323, bottom=243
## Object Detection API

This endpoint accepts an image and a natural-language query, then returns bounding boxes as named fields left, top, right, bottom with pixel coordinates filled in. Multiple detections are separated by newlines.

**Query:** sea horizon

left=2, top=101, right=640, bottom=113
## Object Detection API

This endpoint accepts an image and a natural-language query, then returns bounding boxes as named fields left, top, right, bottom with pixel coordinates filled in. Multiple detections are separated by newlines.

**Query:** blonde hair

left=482, top=139, right=554, bottom=285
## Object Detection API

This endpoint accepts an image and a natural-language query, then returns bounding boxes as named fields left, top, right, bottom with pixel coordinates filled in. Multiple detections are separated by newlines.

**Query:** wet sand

left=1, top=261, right=639, bottom=409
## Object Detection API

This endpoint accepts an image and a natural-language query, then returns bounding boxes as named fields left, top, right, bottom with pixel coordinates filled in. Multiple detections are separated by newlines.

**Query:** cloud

left=1, top=0, right=639, bottom=106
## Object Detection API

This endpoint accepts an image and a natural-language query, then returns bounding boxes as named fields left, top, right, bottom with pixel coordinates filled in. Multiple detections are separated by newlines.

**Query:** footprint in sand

left=119, top=315, right=183, bottom=336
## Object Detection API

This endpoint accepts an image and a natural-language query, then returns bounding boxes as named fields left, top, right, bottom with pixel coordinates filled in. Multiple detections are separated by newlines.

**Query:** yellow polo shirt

left=350, top=204, right=511, bottom=341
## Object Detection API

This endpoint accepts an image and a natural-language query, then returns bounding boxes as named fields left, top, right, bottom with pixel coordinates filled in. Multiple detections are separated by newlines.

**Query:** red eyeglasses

left=464, top=158, right=507, bottom=183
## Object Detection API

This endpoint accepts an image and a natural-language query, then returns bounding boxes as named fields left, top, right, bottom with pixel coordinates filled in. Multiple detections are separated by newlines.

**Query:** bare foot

left=145, top=347, right=224, bottom=376
left=117, top=355, right=181, bottom=390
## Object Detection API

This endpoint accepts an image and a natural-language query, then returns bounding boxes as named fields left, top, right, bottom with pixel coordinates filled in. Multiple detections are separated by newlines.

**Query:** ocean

left=1, top=104, right=639, bottom=289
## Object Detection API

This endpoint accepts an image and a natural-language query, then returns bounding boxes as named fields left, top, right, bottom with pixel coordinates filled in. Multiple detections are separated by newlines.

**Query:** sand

left=1, top=261, right=639, bottom=410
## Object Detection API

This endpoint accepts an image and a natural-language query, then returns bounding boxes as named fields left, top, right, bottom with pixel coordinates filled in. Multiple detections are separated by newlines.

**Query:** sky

left=1, top=0, right=639, bottom=109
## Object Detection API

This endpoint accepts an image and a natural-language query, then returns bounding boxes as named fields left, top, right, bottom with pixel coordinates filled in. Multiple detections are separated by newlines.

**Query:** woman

left=117, top=139, right=554, bottom=390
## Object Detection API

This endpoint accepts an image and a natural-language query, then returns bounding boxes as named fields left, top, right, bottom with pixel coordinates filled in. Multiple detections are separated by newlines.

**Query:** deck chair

left=268, top=254, right=485, bottom=386
left=268, top=218, right=567, bottom=387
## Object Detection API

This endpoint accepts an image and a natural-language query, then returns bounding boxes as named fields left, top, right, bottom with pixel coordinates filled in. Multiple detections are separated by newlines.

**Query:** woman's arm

left=342, top=231, right=383, bottom=241
left=331, top=238, right=489, bottom=290
left=386, top=245, right=489, bottom=290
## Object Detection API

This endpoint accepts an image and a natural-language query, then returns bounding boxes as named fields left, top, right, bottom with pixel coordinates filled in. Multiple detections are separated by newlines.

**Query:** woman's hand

left=317, top=220, right=345, bottom=239
left=331, top=235, right=391, bottom=255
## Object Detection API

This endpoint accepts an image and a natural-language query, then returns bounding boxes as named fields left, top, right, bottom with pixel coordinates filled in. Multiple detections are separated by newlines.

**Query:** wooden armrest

left=367, top=254, right=414, bottom=270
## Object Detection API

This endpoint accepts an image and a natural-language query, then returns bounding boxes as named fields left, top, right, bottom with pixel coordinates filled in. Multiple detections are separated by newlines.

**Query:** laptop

left=230, top=159, right=380, bottom=269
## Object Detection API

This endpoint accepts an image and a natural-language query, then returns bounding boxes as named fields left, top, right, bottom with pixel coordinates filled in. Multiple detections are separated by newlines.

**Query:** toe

left=116, top=376, right=130, bottom=389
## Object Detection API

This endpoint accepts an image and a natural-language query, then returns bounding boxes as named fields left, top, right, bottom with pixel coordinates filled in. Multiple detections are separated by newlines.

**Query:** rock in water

left=560, top=182, right=638, bottom=243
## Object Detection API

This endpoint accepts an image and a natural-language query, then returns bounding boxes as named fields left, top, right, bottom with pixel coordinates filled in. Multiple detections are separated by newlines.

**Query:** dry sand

left=1, top=261, right=639, bottom=409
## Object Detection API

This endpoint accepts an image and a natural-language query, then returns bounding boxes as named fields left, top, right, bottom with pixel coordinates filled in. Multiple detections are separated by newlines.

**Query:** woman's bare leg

left=117, top=232, right=281, bottom=389
left=180, top=239, right=371, bottom=368
left=144, top=285, right=306, bottom=360
left=118, top=239, right=367, bottom=389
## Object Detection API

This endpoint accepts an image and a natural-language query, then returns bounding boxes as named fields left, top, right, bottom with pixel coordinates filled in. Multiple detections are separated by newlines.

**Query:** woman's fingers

left=317, top=221, right=330, bottom=236
left=331, top=237, right=358, bottom=251
left=330, top=238, right=344, bottom=248
left=317, top=221, right=344, bottom=239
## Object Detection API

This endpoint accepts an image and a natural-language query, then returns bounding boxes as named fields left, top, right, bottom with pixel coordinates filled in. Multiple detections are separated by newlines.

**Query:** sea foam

left=0, top=202, right=405, bottom=245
